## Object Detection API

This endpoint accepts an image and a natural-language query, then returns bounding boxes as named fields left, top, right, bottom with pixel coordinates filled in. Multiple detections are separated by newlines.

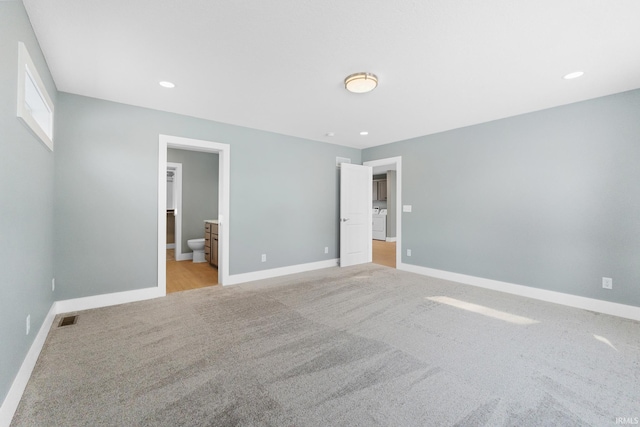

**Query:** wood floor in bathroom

left=166, top=249, right=218, bottom=294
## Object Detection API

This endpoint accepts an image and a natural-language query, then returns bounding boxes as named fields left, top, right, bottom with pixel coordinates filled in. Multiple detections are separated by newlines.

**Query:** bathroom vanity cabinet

left=205, top=221, right=218, bottom=268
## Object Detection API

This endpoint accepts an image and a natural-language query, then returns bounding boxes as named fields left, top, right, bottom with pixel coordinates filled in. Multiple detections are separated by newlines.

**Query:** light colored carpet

left=11, top=264, right=640, bottom=426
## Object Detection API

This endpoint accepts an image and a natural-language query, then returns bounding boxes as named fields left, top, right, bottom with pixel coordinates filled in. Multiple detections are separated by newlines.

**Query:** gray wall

left=363, top=89, right=640, bottom=307
left=167, top=149, right=219, bottom=252
left=54, top=93, right=360, bottom=300
left=0, top=1, right=57, bottom=405
left=372, top=200, right=387, bottom=209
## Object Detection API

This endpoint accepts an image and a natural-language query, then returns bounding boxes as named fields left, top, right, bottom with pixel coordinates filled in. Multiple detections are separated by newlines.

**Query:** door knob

left=341, top=218, right=350, bottom=222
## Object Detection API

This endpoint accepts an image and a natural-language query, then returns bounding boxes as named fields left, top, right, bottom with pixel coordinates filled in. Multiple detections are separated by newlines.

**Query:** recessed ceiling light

left=159, top=81, right=175, bottom=88
left=345, top=72, right=378, bottom=93
left=563, top=71, right=584, bottom=80
left=360, top=131, right=369, bottom=136
left=325, top=132, right=335, bottom=137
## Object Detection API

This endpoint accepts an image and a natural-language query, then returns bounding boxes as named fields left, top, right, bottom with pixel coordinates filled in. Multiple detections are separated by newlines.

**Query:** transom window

left=17, top=42, right=54, bottom=151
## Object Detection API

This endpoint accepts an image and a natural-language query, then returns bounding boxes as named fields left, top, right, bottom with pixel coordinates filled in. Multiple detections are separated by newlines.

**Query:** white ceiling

left=22, top=0, right=640, bottom=149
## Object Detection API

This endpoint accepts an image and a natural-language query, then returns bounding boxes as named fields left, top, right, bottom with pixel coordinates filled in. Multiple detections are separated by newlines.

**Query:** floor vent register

left=58, top=315, right=78, bottom=327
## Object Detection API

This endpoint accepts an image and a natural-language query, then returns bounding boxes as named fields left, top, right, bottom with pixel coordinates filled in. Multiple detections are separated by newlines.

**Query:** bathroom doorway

left=158, top=135, right=231, bottom=295
left=165, top=150, right=218, bottom=293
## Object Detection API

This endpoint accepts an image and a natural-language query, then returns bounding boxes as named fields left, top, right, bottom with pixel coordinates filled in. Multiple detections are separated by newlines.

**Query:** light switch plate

left=403, top=205, right=412, bottom=212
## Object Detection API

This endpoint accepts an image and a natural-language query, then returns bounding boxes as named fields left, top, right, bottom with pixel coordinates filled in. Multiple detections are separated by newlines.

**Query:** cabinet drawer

left=205, top=223, right=211, bottom=233
left=205, top=247, right=211, bottom=262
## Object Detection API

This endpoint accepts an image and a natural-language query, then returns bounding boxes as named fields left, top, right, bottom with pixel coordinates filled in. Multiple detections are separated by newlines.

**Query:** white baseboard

left=55, top=287, right=163, bottom=314
left=175, top=252, right=193, bottom=262
left=2, top=257, right=339, bottom=424
left=225, top=258, right=339, bottom=286
left=0, top=257, right=340, bottom=422
left=386, top=237, right=397, bottom=242
left=0, top=286, right=164, bottom=426
left=398, top=262, right=640, bottom=322
left=0, top=304, right=56, bottom=427
left=166, top=243, right=175, bottom=249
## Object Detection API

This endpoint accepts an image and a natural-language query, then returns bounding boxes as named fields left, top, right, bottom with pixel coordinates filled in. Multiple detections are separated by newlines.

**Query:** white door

left=340, top=163, right=372, bottom=267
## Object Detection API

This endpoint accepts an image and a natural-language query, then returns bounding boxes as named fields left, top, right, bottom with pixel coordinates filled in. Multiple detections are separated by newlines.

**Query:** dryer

left=372, top=209, right=387, bottom=240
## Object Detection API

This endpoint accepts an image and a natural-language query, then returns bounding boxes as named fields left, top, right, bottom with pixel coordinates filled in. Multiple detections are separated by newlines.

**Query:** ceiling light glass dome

left=344, top=72, right=378, bottom=93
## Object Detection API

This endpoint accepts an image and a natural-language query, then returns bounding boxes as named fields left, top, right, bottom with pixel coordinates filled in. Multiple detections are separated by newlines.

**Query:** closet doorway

left=363, top=157, right=402, bottom=269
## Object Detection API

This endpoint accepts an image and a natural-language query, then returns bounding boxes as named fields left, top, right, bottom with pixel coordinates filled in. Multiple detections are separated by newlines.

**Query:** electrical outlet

left=261, top=254, right=266, bottom=262
left=26, top=314, right=30, bottom=335
left=52, top=278, right=55, bottom=292
left=602, top=277, right=613, bottom=289
left=324, top=247, right=328, bottom=254
left=407, top=249, right=412, bottom=257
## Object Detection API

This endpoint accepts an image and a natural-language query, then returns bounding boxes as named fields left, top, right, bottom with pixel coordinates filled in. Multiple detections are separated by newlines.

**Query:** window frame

left=17, top=41, right=54, bottom=151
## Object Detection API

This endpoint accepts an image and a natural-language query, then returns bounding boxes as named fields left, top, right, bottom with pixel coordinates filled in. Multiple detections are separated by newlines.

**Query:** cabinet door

left=377, top=180, right=387, bottom=201
left=372, top=181, right=378, bottom=201
left=212, top=235, right=218, bottom=268
left=205, top=225, right=211, bottom=262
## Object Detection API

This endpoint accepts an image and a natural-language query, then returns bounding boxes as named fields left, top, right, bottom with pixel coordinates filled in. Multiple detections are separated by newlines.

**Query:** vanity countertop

left=204, top=220, right=219, bottom=224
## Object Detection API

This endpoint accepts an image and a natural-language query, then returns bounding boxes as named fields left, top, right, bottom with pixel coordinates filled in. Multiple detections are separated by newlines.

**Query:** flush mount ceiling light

left=563, top=71, right=584, bottom=80
left=344, top=72, right=378, bottom=93
left=159, top=81, right=175, bottom=88
left=360, top=131, right=369, bottom=136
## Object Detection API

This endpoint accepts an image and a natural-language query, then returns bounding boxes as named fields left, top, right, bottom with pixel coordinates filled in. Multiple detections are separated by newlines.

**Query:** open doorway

left=158, top=135, right=231, bottom=296
left=165, top=151, right=218, bottom=293
left=363, top=157, right=402, bottom=269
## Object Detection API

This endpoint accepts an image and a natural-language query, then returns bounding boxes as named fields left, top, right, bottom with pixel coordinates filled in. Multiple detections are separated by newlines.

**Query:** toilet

left=187, top=238, right=206, bottom=263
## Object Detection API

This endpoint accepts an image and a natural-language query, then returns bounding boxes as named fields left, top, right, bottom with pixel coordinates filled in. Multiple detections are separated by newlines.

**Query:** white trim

left=3, top=264, right=635, bottom=427
left=175, top=252, right=193, bottom=262
left=0, top=254, right=332, bottom=424
left=55, top=287, right=162, bottom=314
left=398, top=263, right=640, bottom=322
left=158, top=140, right=168, bottom=296
left=385, top=237, right=397, bottom=242
left=0, top=304, right=56, bottom=427
left=363, top=157, right=402, bottom=269
left=158, top=135, right=231, bottom=289
left=225, top=259, right=339, bottom=286
left=0, top=286, right=163, bottom=426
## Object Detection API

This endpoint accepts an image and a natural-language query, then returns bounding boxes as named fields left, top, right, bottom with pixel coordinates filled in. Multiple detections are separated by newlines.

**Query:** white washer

left=372, top=212, right=386, bottom=241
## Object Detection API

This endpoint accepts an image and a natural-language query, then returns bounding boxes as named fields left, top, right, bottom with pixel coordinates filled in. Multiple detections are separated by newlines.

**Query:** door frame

left=158, top=135, right=231, bottom=294
left=363, top=156, right=402, bottom=268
